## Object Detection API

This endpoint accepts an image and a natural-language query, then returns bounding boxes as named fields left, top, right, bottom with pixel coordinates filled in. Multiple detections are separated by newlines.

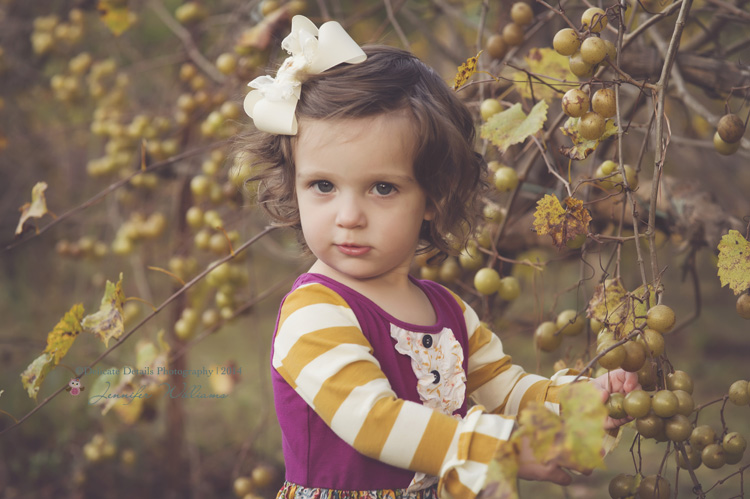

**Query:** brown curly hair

left=241, top=45, right=485, bottom=255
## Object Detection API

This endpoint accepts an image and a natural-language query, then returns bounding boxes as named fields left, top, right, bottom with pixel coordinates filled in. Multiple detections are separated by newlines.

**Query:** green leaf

left=20, top=353, right=55, bottom=401
left=481, top=100, right=548, bottom=153
left=20, top=303, right=85, bottom=400
left=513, top=48, right=570, bottom=103
left=15, top=182, right=50, bottom=235
left=559, top=382, right=607, bottom=470
left=517, top=401, right=564, bottom=463
left=717, top=230, right=750, bottom=294
left=586, top=279, right=655, bottom=339
left=82, top=273, right=125, bottom=347
left=559, top=117, right=618, bottom=160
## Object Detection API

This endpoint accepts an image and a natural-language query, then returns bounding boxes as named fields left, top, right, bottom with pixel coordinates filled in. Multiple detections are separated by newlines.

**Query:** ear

left=424, top=200, right=436, bottom=221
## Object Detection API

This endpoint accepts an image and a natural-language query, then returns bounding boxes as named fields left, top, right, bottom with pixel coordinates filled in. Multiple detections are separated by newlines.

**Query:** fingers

left=547, top=466, right=573, bottom=486
left=604, top=415, right=633, bottom=430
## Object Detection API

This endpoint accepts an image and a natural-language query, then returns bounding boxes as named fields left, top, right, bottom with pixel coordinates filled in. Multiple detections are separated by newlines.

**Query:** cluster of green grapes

left=55, top=236, right=109, bottom=260
left=485, top=2, right=535, bottom=60
left=602, top=305, right=750, bottom=497
left=170, top=257, right=249, bottom=342
left=597, top=304, right=674, bottom=372
left=609, top=377, right=749, bottom=498
left=713, top=113, right=746, bottom=156
left=111, top=212, right=168, bottom=255
left=416, top=236, right=520, bottom=298
left=174, top=63, right=242, bottom=139
left=533, top=309, right=586, bottom=351
left=415, top=158, right=524, bottom=300
left=553, top=7, right=616, bottom=79
left=593, top=159, right=638, bottom=191
left=562, top=86, right=616, bottom=141
left=31, top=10, right=85, bottom=56
left=86, top=57, right=178, bottom=179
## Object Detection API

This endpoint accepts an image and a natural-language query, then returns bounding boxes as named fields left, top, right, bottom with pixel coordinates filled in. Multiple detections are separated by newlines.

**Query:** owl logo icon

left=66, top=378, right=85, bottom=396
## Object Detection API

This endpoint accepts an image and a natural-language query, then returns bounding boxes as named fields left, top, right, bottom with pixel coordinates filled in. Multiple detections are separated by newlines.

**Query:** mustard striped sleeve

left=273, top=283, right=518, bottom=499
left=453, top=293, right=578, bottom=416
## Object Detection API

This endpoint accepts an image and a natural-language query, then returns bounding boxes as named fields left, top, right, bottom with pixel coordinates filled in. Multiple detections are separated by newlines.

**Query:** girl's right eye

left=312, top=181, right=334, bottom=193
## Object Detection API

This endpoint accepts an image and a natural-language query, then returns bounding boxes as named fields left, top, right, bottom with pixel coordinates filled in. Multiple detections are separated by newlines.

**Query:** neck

left=307, top=261, right=414, bottom=296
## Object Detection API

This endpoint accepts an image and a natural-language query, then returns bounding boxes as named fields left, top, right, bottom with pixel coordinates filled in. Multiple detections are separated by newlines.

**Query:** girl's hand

left=516, top=435, right=591, bottom=485
left=592, top=368, right=641, bottom=429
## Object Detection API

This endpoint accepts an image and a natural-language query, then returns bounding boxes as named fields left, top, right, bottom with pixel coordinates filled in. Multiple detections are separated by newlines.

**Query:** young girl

left=243, top=15, right=638, bottom=499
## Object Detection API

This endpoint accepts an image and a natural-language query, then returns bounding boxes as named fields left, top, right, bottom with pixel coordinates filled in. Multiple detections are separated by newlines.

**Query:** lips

left=336, top=244, right=371, bottom=256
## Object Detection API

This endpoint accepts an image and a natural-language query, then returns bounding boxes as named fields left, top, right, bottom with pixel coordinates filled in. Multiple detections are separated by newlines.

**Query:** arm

left=459, top=295, right=639, bottom=425
left=274, top=282, right=517, bottom=499
left=458, top=296, right=577, bottom=416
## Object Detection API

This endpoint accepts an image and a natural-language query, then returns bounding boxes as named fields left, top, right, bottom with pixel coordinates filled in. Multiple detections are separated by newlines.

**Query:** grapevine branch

left=383, top=0, right=411, bottom=49
left=647, top=0, right=694, bottom=290
left=0, top=226, right=277, bottom=437
left=5, top=140, right=229, bottom=252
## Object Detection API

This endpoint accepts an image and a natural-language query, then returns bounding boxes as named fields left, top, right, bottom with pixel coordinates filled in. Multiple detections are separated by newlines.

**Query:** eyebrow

left=296, top=170, right=418, bottom=184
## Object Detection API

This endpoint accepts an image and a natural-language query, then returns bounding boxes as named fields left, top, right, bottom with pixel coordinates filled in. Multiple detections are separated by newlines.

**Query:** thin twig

left=383, top=0, right=410, bottom=49
left=147, top=0, right=226, bottom=84
left=647, top=0, right=694, bottom=293
left=532, top=136, right=572, bottom=197
left=622, top=1, right=684, bottom=50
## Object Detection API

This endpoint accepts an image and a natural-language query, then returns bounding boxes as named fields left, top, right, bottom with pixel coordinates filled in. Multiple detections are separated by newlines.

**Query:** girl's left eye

left=373, top=183, right=395, bottom=195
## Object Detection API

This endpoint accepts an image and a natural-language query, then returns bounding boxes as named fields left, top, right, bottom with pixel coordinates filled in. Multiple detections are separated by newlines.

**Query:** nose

left=335, top=193, right=366, bottom=229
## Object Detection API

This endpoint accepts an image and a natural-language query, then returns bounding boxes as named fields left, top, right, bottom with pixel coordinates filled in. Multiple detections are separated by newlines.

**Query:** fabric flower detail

left=390, top=325, right=466, bottom=415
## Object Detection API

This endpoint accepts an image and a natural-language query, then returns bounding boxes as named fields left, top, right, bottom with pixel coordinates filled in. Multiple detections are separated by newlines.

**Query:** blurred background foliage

left=1, top=0, right=749, bottom=497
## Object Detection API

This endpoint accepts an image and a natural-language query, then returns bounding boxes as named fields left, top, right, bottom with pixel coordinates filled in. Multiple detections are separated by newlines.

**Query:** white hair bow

left=243, top=15, right=367, bottom=135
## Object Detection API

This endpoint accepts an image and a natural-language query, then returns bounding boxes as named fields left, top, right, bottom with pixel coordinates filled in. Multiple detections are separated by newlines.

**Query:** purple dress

left=271, top=273, right=471, bottom=491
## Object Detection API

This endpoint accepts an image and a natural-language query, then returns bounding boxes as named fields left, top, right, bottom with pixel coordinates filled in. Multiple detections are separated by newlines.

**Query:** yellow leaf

left=513, top=48, right=570, bottom=102
left=44, top=303, right=85, bottom=364
left=717, top=230, right=750, bottom=294
left=20, top=303, right=85, bottom=400
left=453, top=51, right=483, bottom=91
left=532, top=195, right=591, bottom=249
left=586, top=279, right=655, bottom=339
left=480, top=100, right=548, bottom=153
left=97, top=0, right=137, bottom=36
left=82, top=273, right=125, bottom=347
left=15, top=182, right=50, bottom=235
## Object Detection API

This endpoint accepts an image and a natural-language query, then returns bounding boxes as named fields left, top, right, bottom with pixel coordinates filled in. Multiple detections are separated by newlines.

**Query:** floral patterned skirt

left=276, top=481, right=439, bottom=499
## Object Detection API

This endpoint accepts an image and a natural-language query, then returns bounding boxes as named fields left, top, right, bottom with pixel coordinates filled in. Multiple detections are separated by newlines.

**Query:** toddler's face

left=294, top=112, right=433, bottom=284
